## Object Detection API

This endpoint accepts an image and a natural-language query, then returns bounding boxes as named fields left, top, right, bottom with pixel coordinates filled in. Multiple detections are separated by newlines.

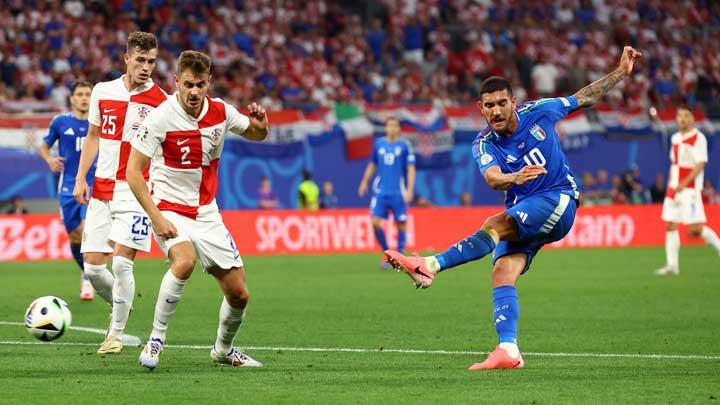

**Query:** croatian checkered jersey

left=88, top=76, right=167, bottom=201
left=667, top=129, right=707, bottom=195
left=130, top=94, right=250, bottom=220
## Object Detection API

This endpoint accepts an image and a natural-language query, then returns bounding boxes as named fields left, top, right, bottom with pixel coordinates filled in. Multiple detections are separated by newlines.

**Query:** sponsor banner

left=2, top=205, right=718, bottom=261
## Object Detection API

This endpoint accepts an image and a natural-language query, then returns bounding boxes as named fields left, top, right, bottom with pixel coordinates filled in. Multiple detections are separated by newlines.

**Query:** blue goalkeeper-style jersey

left=371, top=137, right=415, bottom=196
left=42, top=113, right=95, bottom=195
left=473, top=96, right=580, bottom=208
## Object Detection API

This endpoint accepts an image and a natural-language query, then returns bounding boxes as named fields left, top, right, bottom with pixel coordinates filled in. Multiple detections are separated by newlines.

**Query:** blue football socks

left=374, top=227, right=388, bottom=251
left=70, top=243, right=88, bottom=279
left=492, top=286, right=519, bottom=344
left=434, top=230, right=496, bottom=271
left=397, top=228, right=406, bottom=253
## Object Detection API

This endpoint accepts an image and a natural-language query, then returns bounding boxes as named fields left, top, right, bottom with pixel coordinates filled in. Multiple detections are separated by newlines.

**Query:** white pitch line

left=0, top=321, right=142, bottom=346
left=0, top=340, right=718, bottom=361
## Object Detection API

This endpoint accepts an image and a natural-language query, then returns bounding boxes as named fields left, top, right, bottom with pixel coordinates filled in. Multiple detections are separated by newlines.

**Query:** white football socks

left=425, top=256, right=441, bottom=273
left=83, top=262, right=114, bottom=304
left=150, top=270, right=187, bottom=343
left=214, top=297, right=246, bottom=355
left=109, top=256, right=135, bottom=339
left=499, top=342, right=520, bottom=358
left=701, top=226, right=720, bottom=254
left=665, top=230, right=680, bottom=272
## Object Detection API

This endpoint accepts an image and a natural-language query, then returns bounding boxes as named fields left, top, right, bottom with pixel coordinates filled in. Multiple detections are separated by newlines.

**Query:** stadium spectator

left=413, top=195, right=433, bottom=207
left=3, top=195, right=28, bottom=214
left=297, top=170, right=319, bottom=210
left=703, top=180, right=720, bottom=205
left=611, top=175, right=628, bottom=204
left=319, top=181, right=338, bottom=209
left=459, top=192, right=472, bottom=206
left=257, top=176, right=278, bottom=209
left=580, top=171, right=597, bottom=205
left=594, top=169, right=613, bottom=203
left=650, top=173, right=666, bottom=203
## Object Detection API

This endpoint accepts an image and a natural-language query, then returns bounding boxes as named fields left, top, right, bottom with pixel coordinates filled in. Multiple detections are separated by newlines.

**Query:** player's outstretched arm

left=242, top=102, right=269, bottom=141
left=483, top=165, right=547, bottom=190
left=573, top=46, right=642, bottom=108
left=126, top=148, right=177, bottom=239
left=73, top=124, right=100, bottom=204
left=358, top=162, right=376, bottom=197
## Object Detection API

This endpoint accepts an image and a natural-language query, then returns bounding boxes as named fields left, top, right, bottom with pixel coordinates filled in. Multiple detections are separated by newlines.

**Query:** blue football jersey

left=42, top=113, right=95, bottom=195
left=472, top=97, right=580, bottom=207
left=371, top=137, right=416, bottom=196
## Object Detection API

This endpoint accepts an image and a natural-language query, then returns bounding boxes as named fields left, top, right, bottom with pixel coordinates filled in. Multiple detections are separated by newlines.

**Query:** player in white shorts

left=655, top=105, right=720, bottom=275
left=126, top=50, right=269, bottom=369
left=73, top=32, right=167, bottom=354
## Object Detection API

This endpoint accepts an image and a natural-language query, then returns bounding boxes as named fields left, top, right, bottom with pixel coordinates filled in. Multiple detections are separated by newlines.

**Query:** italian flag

left=334, top=103, right=375, bottom=160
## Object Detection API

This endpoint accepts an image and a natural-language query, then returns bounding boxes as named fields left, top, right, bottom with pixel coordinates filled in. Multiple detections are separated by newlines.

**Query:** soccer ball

left=24, top=296, right=72, bottom=341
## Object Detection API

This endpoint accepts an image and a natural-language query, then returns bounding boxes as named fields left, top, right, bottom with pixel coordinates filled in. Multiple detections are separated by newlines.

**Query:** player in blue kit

left=358, top=117, right=416, bottom=267
left=38, top=81, right=96, bottom=301
left=386, top=46, right=642, bottom=370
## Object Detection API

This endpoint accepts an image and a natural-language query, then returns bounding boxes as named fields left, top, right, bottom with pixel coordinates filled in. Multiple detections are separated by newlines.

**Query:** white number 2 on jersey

left=180, top=146, right=191, bottom=165
left=522, top=147, right=546, bottom=167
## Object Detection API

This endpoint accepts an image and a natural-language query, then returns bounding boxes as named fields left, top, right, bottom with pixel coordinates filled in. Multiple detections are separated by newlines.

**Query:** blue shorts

left=370, top=194, right=408, bottom=222
left=59, top=194, right=87, bottom=233
left=493, top=191, right=577, bottom=274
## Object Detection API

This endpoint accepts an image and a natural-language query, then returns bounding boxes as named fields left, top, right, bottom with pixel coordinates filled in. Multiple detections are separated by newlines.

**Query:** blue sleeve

left=472, top=136, right=499, bottom=175
left=372, top=140, right=380, bottom=166
left=404, top=141, right=415, bottom=166
left=42, top=116, right=61, bottom=147
left=523, top=96, right=579, bottom=121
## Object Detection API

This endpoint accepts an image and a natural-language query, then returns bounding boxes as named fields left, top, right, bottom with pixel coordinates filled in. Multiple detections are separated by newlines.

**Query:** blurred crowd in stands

left=579, top=166, right=720, bottom=206
left=0, top=0, right=719, bottom=114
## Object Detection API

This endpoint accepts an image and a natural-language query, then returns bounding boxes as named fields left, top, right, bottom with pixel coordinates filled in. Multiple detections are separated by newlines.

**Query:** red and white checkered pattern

left=131, top=94, right=250, bottom=220
left=667, top=129, right=707, bottom=193
left=88, top=76, right=167, bottom=201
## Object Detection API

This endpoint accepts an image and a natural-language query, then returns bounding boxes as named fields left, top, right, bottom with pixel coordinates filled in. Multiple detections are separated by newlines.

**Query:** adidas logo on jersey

left=516, top=211, right=528, bottom=223
left=64, top=128, right=75, bottom=136
left=506, top=155, right=517, bottom=163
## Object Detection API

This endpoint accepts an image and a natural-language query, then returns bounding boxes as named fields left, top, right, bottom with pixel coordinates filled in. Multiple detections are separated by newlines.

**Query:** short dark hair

left=177, top=50, right=211, bottom=75
left=70, top=81, right=92, bottom=95
left=479, top=76, right=513, bottom=97
left=676, top=103, right=693, bottom=113
left=127, top=31, right=157, bottom=53
left=385, top=116, right=400, bottom=124
left=302, top=170, right=312, bottom=180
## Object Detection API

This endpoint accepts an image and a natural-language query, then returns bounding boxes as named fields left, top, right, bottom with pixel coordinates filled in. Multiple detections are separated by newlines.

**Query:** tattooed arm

left=573, top=46, right=643, bottom=108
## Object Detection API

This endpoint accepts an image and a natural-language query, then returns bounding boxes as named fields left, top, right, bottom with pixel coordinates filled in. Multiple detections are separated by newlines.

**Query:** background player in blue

left=358, top=117, right=416, bottom=267
left=386, top=46, right=642, bottom=370
left=38, top=81, right=96, bottom=301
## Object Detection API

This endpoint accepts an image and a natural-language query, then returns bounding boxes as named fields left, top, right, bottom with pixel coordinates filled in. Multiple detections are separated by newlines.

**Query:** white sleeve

left=88, top=85, right=101, bottom=127
left=131, top=110, right=164, bottom=158
left=694, top=133, right=708, bottom=163
left=225, top=102, right=250, bottom=135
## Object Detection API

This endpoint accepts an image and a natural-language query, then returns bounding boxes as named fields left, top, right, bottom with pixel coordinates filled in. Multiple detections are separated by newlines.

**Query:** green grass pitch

left=1, top=247, right=719, bottom=404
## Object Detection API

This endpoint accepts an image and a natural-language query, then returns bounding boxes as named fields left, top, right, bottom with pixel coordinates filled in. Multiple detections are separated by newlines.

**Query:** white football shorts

left=81, top=198, right=152, bottom=253
left=154, top=210, right=243, bottom=271
left=661, top=189, right=707, bottom=225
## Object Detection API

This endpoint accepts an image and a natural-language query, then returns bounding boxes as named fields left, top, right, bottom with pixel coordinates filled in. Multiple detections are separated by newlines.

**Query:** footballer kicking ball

left=24, top=296, right=72, bottom=341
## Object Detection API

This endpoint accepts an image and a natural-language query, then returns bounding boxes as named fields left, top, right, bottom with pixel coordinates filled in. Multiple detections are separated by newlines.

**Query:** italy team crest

left=530, top=124, right=546, bottom=141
